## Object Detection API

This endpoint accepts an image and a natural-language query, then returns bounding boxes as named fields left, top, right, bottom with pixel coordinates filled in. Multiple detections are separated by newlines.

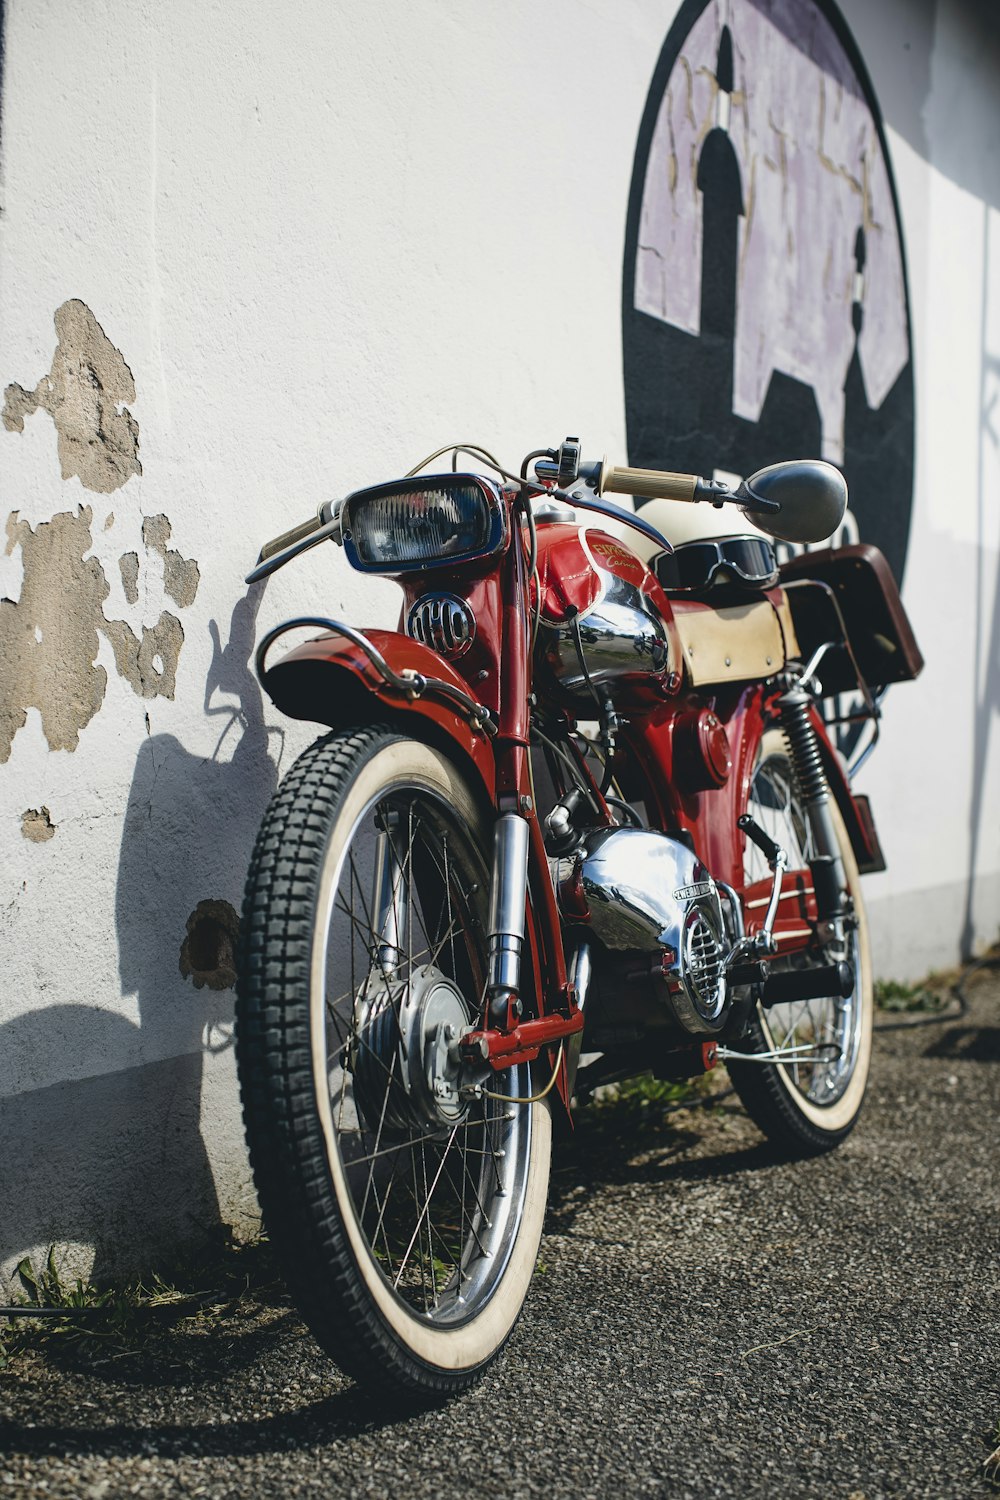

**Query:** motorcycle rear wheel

left=236, top=726, right=551, bottom=1401
left=726, top=729, right=874, bottom=1154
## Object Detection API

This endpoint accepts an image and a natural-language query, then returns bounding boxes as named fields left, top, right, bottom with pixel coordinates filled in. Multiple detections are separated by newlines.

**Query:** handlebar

left=258, top=512, right=326, bottom=562
left=542, top=445, right=780, bottom=517
left=539, top=451, right=735, bottom=508
left=245, top=437, right=788, bottom=589
left=247, top=501, right=342, bottom=585
left=598, top=463, right=699, bottom=504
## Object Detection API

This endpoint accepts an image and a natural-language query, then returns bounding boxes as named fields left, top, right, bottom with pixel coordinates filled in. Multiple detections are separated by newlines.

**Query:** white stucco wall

left=0, top=0, right=997, bottom=1284
left=845, top=0, right=1000, bottom=977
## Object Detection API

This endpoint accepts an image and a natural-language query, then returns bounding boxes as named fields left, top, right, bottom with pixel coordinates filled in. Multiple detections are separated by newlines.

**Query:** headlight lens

left=342, top=474, right=507, bottom=573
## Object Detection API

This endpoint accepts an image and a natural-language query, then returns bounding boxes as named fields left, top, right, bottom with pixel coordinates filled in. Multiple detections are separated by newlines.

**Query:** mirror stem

left=732, top=480, right=782, bottom=516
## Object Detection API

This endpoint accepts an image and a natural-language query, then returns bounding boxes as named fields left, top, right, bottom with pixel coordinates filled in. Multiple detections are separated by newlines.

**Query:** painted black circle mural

left=622, top=0, right=915, bottom=584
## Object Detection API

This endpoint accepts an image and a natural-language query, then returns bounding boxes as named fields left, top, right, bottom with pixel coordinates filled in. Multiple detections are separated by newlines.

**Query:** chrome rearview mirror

left=736, top=460, right=847, bottom=544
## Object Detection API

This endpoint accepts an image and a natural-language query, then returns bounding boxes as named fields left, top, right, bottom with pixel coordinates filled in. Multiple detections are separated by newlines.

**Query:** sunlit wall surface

left=0, top=0, right=996, bottom=1282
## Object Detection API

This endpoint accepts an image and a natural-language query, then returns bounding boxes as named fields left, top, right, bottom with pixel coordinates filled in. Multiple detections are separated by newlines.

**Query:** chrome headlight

left=341, top=473, right=508, bottom=574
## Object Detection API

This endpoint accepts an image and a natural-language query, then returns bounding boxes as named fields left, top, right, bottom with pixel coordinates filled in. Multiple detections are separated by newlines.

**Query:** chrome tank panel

left=535, top=525, right=675, bottom=705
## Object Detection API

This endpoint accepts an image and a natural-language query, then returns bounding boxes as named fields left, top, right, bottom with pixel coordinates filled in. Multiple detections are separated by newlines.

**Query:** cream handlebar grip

left=599, top=462, right=699, bottom=504
left=258, top=513, right=324, bottom=562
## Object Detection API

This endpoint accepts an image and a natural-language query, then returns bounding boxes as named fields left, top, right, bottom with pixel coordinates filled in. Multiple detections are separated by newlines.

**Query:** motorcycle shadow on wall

left=0, top=586, right=279, bottom=1297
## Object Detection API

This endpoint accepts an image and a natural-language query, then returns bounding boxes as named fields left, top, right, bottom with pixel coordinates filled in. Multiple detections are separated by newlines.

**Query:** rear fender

left=261, top=628, right=497, bottom=807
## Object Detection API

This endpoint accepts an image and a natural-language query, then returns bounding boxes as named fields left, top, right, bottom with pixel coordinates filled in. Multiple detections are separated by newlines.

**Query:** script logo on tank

left=622, top=0, right=914, bottom=585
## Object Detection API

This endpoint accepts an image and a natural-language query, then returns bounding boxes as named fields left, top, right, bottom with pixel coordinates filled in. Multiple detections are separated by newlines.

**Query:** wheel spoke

left=359, top=1045, right=402, bottom=1223
left=394, top=1122, right=461, bottom=1293
left=423, top=1138, right=442, bottom=1305
left=436, top=1139, right=492, bottom=1260
left=347, top=849, right=380, bottom=961
left=364, top=1149, right=405, bottom=1281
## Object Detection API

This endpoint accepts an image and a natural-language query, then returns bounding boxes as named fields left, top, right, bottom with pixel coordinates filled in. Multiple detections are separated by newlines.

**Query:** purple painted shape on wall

left=633, top=0, right=908, bottom=464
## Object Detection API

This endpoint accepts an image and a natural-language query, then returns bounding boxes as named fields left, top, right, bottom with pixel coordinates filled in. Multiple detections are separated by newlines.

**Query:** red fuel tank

left=534, top=523, right=681, bottom=707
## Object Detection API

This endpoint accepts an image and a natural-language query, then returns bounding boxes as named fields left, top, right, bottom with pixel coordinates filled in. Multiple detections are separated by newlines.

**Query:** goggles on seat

left=656, top=534, right=779, bottom=594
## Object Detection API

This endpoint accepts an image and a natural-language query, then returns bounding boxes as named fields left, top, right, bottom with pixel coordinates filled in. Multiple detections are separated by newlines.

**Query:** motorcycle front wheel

left=726, top=729, right=874, bottom=1154
left=236, top=726, right=551, bottom=1401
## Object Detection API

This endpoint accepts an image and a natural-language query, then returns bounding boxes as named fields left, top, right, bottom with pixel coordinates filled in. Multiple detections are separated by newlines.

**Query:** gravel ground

left=2, top=970, right=999, bottom=1500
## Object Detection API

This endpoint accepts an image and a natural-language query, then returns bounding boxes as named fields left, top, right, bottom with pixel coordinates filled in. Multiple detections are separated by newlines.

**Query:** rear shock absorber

left=776, top=680, right=847, bottom=921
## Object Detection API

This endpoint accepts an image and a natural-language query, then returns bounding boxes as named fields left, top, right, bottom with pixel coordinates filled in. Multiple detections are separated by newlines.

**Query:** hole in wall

left=179, top=899, right=240, bottom=991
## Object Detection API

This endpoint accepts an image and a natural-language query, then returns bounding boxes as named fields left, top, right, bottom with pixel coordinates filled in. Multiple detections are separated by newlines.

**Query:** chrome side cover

left=572, top=827, right=730, bottom=1033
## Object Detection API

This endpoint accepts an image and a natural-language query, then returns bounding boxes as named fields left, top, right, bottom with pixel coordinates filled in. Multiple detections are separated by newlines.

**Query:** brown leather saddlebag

left=779, top=543, right=924, bottom=698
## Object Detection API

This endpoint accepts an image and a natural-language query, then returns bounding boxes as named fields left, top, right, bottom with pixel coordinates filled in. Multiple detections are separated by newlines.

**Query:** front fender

left=261, top=625, right=573, bottom=1117
left=261, top=627, right=497, bottom=806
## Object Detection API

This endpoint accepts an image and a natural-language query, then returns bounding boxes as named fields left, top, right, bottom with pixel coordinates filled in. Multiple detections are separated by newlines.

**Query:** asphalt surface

left=2, top=970, right=999, bottom=1500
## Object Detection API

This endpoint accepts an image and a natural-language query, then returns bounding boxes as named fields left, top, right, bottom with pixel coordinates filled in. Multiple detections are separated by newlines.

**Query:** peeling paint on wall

left=179, top=900, right=240, bottom=991
left=118, top=552, right=139, bottom=605
left=113, top=523, right=199, bottom=617
left=0, top=506, right=200, bottom=761
left=0, top=302, right=204, bottom=759
left=103, top=610, right=186, bottom=700
left=143, top=516, right=200, bottom=609
left=0, top=507, right=110, bottom=760
left=2, top=301, right=142, bottom=494
left=20, top=807, right=55, bottom=842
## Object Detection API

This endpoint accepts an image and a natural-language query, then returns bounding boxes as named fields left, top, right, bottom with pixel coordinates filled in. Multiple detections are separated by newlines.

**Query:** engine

left=558, top=827, right=736, bottom=1034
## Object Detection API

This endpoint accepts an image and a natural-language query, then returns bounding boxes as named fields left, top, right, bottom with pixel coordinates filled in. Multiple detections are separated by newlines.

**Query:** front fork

left=371, top=805, right=583, bottom=1072
left=486, top=813, right=530, bottom=1023
left=476, top=810, right=583, bottom=1068
left=371, top=810, right=533, bottom=1010
left=372, top=810, right=408, bottom=975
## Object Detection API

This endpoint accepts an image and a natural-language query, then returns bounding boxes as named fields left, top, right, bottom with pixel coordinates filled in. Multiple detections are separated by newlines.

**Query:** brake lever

left=523, top=475, right=676, bottom=555
left=246, top=504, right=342, bottom=586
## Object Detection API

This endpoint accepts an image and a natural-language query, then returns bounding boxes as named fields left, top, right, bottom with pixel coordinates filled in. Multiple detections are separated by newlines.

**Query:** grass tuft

left=874, top=976, right=949, bottom=1014
left=578, top=1067, right=725, bottom=1138
left=0, top=1234, right=280, bottom=1370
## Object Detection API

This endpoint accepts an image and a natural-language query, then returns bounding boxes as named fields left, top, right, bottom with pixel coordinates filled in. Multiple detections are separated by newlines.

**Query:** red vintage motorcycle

left=236, top=437, right=922, bottom=1401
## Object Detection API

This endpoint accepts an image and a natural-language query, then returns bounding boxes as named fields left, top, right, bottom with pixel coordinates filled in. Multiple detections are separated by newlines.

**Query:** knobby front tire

left=236, top=727, right=551, bottom=1402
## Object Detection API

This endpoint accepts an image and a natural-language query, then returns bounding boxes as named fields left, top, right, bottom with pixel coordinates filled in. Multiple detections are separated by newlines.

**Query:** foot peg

left=760, top=960, right=855, bottom=1007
